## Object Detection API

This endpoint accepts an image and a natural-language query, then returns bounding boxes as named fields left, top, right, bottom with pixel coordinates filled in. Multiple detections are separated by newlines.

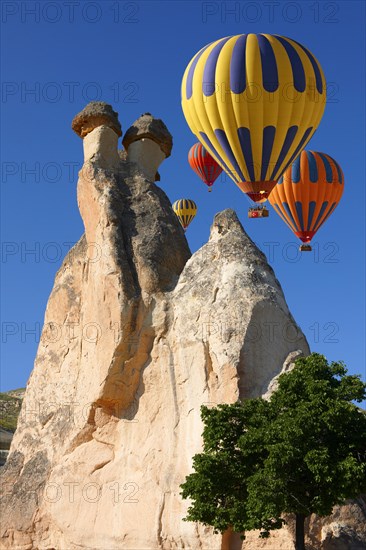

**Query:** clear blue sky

left=1, top=1, right=365, bottom=394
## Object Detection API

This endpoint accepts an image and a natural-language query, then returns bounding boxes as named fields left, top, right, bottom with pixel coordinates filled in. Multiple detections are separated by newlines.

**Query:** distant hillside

left=0, top=389, right=24, bottom=432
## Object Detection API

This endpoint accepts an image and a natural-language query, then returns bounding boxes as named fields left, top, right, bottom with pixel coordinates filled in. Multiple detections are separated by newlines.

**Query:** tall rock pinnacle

left=1, top=104, right=364, bottom=550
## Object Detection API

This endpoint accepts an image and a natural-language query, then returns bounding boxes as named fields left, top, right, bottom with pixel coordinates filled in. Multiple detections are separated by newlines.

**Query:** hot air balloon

left=188, top=142, right=223, bottom=191
left=181, top=34, right=326, bottom=209
left=172, top=199, right=197, bottom=230
left=268, top=151, right=344, bottom=251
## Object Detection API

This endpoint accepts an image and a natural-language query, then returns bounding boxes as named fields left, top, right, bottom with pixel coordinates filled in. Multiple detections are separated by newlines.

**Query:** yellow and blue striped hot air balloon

left=181, top=34, right=326, bottom=203
left=268, top=150, right=344, bottom=251
left=172, top=199, right=197, bottom=230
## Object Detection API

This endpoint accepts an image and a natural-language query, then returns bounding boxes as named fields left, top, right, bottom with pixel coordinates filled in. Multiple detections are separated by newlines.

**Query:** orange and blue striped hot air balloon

left=268, top=151, right=344, bottom=251
left=188, top=142, right=223, bottom=191
left=181, top=34, right=326, bottom=203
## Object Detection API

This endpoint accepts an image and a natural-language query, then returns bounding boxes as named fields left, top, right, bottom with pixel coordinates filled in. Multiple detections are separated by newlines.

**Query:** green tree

left=181, top=354, right=366, bottom=550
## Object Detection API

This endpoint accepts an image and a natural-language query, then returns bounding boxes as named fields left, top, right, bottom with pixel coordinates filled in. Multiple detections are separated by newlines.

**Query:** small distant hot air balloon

left=181, top=34, right=326, bottom=210
left=268, top=151, right=344, bottom=251
left=188, top=142, right=223, bottom=191
left=172, top=199, right=197, bottom=230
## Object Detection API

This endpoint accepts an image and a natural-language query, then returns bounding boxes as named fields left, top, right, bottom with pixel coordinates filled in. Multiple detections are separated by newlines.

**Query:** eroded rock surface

left=72, top=101, right=122, bottom=138
left=122, top=112, right=173, bottom=157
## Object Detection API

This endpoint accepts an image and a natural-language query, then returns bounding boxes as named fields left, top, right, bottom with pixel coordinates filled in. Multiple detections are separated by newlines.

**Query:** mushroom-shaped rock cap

left=122, top=113, right=173, bottom=158
left=72, top=101, right=122, bottom=138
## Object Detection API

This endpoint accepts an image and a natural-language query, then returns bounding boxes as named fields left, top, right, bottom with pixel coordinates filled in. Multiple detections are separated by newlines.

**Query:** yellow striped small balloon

left=172, top=199, right=197, bottom=230
left=181, top=34, right=326, bottom=203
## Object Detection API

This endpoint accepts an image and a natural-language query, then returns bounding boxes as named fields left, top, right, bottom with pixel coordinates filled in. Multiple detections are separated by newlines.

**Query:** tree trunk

left=221, top=527, right=243, bottom=550
left=295, top=513, right=306, bottom=550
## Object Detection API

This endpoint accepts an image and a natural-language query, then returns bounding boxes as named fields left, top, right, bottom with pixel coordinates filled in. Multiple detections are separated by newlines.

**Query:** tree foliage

left=180, top=354, right=366, bottom=540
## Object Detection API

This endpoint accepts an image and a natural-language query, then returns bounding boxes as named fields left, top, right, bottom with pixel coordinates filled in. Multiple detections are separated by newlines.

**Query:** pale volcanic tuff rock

left=122, top=113, right=173, bottom=182
left=1, top=103, right=364, bottom=550
left=122, top=112, right=173, bottom=157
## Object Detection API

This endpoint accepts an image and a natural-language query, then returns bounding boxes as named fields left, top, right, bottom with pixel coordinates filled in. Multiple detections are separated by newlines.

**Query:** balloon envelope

left=268, top=151, right=344, bottom=243
left=181, top=34, right=326, bottom=202
left=188, top=142, right=223, bottom=190
left=172, top=199, right=197, bottom=230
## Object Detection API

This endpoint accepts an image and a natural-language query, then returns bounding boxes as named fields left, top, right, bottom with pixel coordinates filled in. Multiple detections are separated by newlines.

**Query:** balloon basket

left=248, top=206, right=269, bottom=219
left=300, top=244, right=312, bottom=252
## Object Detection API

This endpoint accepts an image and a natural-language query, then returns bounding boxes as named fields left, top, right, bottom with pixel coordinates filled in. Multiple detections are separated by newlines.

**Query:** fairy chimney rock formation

left=72, top=101, right=122, bottom=169
left=1, top=103, right=364, bottom=550
left=72, top=101, right=122, bottom=138
left=122, top=113, right=172, bottom=180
